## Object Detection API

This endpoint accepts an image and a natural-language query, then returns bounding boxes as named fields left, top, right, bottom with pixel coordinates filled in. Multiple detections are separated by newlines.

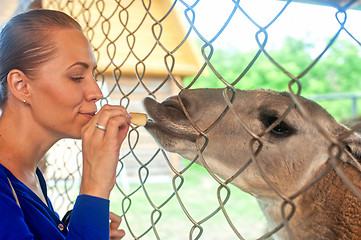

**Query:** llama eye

left=267, top=116, right=290, bottom=135
left=260, top=113, right=296, bottom=138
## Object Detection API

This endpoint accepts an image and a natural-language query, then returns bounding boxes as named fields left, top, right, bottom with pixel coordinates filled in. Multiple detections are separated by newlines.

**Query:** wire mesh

left=39, top=0, right=361, bottom=239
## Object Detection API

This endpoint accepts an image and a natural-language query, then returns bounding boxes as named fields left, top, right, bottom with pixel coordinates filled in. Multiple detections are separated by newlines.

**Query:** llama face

left=144, top=88, right=359, bottom=198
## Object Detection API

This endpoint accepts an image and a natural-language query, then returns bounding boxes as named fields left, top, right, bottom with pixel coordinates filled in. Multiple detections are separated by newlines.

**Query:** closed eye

left=70, top=77, right=84, bottom=82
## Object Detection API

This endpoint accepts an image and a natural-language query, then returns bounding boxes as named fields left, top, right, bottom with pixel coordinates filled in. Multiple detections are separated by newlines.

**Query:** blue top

left=0, top=164, right=110, bottom=239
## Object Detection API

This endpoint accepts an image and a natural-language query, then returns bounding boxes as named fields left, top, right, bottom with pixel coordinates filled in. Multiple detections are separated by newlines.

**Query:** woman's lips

left=80, top=112, right=96, bottom=119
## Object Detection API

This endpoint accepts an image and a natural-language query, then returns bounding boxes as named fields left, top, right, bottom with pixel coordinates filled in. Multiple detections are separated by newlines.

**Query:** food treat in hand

left=129, top=112, right=148, bottom=126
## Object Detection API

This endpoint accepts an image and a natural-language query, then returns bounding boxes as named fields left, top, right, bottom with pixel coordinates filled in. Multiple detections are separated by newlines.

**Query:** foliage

left=110, top=164, right=267, bottom=240
left=183, top=36, right=361, bottom=121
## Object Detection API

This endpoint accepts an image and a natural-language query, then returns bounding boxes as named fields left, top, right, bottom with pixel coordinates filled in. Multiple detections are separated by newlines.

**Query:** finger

left=89, top=105, right=129, bottom=137
left=81, top=104, right=113, bottom=136
left=109, top=212, right=124, bottom=239
left=109, top=212, right=121, bottom=230
left=109, top=229, right=125, bottom=239
left=109, top=212, right=122, bottom=225
left=94, top=105, right=127, bottom=129
left=103, top=115, right=130, bottom=142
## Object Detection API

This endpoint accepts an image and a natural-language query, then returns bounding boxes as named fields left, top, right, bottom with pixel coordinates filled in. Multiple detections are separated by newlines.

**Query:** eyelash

left=70, top=68, right=97, bottom=82
left=71, top=77, right=84, bottom=82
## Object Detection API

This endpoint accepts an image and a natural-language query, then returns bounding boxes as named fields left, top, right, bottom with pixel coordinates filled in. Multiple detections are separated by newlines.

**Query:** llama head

left=144, top=88, right=361, bottom=199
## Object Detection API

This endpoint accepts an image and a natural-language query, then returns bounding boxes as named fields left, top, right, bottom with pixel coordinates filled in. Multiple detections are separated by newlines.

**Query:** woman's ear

left=7, top=69, right=30, bottom=102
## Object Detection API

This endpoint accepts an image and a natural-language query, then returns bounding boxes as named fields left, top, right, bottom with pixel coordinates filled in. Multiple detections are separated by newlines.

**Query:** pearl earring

left=23, top=99, right=27, bottom=104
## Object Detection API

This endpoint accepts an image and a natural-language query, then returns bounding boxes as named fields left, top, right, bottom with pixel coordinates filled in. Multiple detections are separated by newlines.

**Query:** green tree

left=183, top=36, right=361, bottom=121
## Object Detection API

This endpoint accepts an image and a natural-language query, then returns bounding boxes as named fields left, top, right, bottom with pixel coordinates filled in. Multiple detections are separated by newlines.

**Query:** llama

left=143, top=88, right=361, bottom=240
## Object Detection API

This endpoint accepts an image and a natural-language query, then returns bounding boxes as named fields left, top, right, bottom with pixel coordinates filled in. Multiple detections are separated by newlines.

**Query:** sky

left=178, top=0, right=361, bottom=52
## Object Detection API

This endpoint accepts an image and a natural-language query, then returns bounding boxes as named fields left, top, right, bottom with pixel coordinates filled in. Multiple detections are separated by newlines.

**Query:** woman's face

left=28, top=28, right=103, bottom=139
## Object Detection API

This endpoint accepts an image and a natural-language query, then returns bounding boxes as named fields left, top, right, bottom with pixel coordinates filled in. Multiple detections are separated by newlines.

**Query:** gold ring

left=95, top=123, right=106, bottom=131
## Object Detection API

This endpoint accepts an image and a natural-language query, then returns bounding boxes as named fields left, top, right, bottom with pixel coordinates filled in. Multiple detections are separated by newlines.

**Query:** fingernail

left=126, top=114, right=131, bottom=124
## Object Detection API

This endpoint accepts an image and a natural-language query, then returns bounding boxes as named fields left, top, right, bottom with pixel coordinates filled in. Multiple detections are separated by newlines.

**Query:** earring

left=23, top=99, right=27, bottom=104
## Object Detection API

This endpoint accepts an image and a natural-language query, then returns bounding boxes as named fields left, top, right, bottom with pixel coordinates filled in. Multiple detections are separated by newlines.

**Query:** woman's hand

left=79, top=104, right=130, bottom=199
left=110, top=212, right=125, bottom=239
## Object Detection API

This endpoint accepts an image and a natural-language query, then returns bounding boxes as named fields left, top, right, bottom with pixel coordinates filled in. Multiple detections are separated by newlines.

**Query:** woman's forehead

left=49, top=29, right=96, bottom=68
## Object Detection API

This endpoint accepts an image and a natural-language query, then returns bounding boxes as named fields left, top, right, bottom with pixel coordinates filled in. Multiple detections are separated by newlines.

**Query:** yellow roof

left=45, top=0, right=203, bottom=77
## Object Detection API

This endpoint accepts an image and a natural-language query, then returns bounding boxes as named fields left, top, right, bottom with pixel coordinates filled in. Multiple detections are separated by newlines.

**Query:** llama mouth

left=143, top=96, right=198, bottom=141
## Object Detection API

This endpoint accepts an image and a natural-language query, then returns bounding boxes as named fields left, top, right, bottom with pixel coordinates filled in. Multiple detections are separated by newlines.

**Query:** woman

left=0, top=9, right=128, bottom=239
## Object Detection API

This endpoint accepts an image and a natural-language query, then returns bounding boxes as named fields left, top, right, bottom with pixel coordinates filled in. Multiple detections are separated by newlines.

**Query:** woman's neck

left=0, top=107, right=58, bottom=183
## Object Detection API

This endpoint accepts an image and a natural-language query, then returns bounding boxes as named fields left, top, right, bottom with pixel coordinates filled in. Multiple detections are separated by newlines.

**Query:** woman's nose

left=85, top=79, right=103, bottom=102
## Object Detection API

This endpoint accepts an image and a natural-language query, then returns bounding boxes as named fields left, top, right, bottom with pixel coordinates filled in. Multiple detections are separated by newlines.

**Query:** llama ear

left=341, top=132, right=361, bottom=172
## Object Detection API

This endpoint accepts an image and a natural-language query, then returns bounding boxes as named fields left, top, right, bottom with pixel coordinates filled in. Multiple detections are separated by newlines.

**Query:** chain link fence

left=12, top=0, right=361, bottom=239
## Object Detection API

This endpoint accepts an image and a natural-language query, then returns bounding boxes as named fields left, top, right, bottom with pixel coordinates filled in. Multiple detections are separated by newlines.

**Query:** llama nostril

left=346, top=145, right=352, bottom=153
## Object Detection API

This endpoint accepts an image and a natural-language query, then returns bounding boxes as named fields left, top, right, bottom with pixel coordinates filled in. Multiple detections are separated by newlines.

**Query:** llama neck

left=258, top=162, right=361, bottom=240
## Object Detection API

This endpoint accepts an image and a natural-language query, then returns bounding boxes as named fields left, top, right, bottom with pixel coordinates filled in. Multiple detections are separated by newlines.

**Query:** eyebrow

left=67, top=62, right=97, bottom=70
left=67, top=62, right=89, bottom=69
